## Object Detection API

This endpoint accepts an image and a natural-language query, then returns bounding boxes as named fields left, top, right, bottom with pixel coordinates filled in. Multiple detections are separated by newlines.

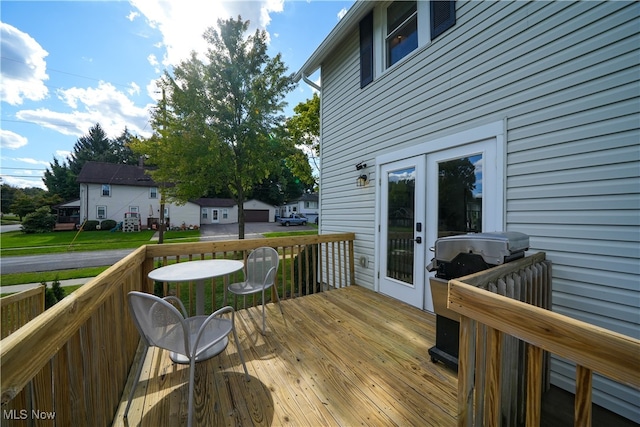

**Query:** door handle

left=412, top=236, right=422, bottom=244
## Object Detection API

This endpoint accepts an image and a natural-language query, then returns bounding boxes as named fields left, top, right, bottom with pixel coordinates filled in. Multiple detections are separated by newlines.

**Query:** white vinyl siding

left=318, top=0, right=639, bottom=421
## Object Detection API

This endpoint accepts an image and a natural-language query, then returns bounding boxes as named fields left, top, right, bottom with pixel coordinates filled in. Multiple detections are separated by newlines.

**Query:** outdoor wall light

left=356, top=173, right=369, bottom=187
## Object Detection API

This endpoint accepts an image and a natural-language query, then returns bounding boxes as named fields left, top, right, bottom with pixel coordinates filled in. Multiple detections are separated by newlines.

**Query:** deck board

left=113, top=286, right=457, bottom=427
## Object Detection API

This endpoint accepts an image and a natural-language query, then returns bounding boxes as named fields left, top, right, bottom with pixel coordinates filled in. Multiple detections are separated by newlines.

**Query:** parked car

left=278, top=214, right=308, bottom=226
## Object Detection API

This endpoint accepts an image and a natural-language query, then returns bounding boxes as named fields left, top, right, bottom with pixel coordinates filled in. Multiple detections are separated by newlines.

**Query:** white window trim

left=97, top=206, right=107, bottom=219
left=150, top=187, right=158, bottom=199
left=101, top=184, right=111, bottom=197
left=374, top=1, right=431, bottom=78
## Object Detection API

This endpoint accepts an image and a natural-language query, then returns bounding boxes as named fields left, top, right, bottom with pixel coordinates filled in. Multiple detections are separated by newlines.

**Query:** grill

left=427, top=232, right=529, bottom=370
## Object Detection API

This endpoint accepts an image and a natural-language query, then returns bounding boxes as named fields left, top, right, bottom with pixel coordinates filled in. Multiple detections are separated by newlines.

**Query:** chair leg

left=187, top=358, right=196, bottom=427
left=261, top=288, right=266, bottom=335
left=273, top=284, right=284, bottom=315
left=231, top=311, right=250, bottom=382
left=124, top=342, right=148, bottom=419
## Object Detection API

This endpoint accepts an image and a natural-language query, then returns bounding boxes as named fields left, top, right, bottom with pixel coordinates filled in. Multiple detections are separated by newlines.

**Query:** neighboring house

left=77, top=161, right=275, bottom=228
left=278, top=193, right=319, bottom=223
left=195, top=198, right=238, bottom=224
left=295, top=0, right=639, bottom=422
left=53, top=199, right=80, bottom=225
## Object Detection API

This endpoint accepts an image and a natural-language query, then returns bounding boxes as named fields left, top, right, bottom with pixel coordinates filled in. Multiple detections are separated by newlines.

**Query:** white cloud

left=15, top=157, right=49, bottom=166
left=0, top=129, right=28, bottom=149
left=338, top=7, right=348, bottom=20
left=15, top=82, right=154, bottom=138
left=127, top=11, right=140, bottom=21
left=129, top=0, right=284, bottom=66
left=0, top=23, right=49, bottom=105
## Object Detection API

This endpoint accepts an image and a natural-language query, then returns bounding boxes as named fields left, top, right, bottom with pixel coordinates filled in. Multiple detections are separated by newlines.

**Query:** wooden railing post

left=526, top=345, right=543, bottom=427
left=575, top=365, right=593, bottom=427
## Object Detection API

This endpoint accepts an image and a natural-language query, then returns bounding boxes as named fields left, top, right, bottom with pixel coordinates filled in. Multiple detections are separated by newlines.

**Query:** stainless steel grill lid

left=432, top=231, right=529, bottom=265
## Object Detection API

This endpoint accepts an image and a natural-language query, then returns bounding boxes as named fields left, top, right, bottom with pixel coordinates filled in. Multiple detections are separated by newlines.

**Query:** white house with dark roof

left=294, top=0, right=639, bottom=421
left=76, top=161, right=275, bottom=228
left=277, top=193, right=319, bottom=223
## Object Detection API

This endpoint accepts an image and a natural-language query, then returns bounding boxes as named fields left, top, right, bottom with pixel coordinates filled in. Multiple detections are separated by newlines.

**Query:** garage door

left=245, top=210, right=269, bottom=222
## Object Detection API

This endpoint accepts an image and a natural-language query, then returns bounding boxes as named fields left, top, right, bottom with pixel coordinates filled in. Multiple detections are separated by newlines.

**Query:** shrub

left=83, top=220, right=100, bottom=231
left=100, top=219, right=117, bottom=231
left=293, top=244, right=320, bottom=296
left=44, top=278, right=66, bottom=309
left=21, top=207, right=56, bottom=233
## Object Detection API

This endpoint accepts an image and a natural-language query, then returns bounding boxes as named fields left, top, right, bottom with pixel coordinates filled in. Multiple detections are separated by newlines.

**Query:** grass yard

left=0, top=229, right=200, bottom=256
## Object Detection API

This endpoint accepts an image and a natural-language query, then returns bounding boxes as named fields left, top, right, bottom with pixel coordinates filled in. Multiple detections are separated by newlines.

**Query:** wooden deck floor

left=113, top=286, right=458, bottom=427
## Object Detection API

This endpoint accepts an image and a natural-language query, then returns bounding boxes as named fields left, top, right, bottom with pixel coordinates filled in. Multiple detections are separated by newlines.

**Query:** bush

left=100, top=219, right=117, bottom=231
left=293, top=244, right=320, bottom=296
left=83, top=220, right=100, bottom=231
left=21, top=207, right=56, bottom=233
left=44, top=278, right=66, bottom=309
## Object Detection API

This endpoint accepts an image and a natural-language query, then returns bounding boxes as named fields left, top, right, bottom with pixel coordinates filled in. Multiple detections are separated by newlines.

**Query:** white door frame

left=379, top=156, right=427, bottom=308
left=374, top=121, right=505, bottom=311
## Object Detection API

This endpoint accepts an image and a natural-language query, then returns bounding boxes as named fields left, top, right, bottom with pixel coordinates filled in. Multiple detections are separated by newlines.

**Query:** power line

left=1, top=167, right=47, bottom=171
left=0, top=56, right=136, bottom=90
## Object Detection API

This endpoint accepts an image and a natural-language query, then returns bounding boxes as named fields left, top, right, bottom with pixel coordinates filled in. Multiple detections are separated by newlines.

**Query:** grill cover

left=433, top=231, right=529, bottom=265
left=430, top=232, right=529, bottom=280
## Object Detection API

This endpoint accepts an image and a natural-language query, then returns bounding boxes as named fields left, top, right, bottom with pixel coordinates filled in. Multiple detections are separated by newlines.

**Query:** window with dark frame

left=358, top=1, right=456, bottom=87
left=386, top=1, right=418, bottom=67
left=101, top=184, right=111, bottom=197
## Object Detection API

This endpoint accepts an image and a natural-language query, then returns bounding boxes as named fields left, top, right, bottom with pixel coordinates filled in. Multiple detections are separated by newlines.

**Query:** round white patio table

left=148, top=259, right=244, bottom=315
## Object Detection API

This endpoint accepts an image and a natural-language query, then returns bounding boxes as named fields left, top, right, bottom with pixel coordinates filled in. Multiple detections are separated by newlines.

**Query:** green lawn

left=0, top=229, right=200, bottom=256
left=1, top=226, right=318, bottom=296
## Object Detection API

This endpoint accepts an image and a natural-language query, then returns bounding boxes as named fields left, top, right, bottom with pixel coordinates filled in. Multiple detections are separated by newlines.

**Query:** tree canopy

left=286, top=93, right=320, bottom=188
left=131, top=17, right=299, bottom=238
left=43, top=124, right=139, bottom=201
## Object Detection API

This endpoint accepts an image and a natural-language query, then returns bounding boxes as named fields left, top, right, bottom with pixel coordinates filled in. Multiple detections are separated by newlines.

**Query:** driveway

left=199, top=222, right=314, bottom=240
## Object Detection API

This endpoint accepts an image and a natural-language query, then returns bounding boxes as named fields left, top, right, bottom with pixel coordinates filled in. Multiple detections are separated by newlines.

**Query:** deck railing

left=0, top=233, right=354, bottom=426
left=1, top=285, right=45, bottom=339
left=449, top=254, right=640, bottom=427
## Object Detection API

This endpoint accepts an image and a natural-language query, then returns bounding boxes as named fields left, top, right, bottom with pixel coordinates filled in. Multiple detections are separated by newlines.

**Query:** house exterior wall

left=199, top=206, right=238, bottom=224
left=79, top=183, right=161, bottom=225
left=316, top=0, right=639, bottom=420
left=166, top=202, right=201, bottom=229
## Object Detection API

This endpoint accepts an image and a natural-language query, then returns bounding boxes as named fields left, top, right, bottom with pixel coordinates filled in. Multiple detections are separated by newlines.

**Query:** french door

left=379, top=137, right=500, bottom=312
left=379, top=157, right=427, bottom=308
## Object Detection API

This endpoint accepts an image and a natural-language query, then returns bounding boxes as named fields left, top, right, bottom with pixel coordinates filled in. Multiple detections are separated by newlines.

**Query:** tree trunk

left=237, top=186, right=245, bottom=240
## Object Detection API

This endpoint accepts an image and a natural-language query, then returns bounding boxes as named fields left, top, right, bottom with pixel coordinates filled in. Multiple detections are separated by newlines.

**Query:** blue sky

left=1, top=0, right=354, bottom=189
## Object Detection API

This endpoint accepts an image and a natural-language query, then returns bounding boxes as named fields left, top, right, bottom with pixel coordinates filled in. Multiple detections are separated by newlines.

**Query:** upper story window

left=386, top=1, right=418, bottom=67
left=101, top=184, right=111, bottom=197
left=150, top=187, right=158, bottom=199
left=360, top=1, right=456, bottom=88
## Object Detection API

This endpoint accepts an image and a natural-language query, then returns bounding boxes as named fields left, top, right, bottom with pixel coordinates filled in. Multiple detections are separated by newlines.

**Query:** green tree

left=286, top=93, right=320, bottom=188
left=44, top=124, right=140, bottom=201
left=10, top=191, right=38, bottom=220
left=42, top=158, right=77, bottom=201
left=21, top=206, right=56, bottom=233
left=0, top=184, right=19, bottom=214
left=132, top=17, right=295, bottom=239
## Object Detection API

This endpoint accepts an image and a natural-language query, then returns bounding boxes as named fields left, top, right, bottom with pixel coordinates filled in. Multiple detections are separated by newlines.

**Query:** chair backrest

left=246, top=246, right=279, bottom=287
left=128, top=291, right=190, bottom=357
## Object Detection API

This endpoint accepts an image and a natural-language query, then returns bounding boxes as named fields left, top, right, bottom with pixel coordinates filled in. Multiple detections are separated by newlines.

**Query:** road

left=0, top=222, right=313, bottom=274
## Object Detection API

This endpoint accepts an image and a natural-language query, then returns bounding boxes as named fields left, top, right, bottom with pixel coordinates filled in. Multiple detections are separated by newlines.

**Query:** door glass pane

left=387, top=167, right=415, bottom=284
left=438, top=154, right=483, bottom=238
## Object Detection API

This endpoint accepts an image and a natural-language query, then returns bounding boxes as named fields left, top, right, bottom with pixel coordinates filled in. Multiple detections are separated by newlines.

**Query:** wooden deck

left=113, top=286, right=458, bottom=427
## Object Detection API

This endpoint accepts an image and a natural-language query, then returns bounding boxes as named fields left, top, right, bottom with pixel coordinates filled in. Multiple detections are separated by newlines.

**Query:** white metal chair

left=124, top=291, right=249, bottom=427
left=227, top=246, right=283, bottom=334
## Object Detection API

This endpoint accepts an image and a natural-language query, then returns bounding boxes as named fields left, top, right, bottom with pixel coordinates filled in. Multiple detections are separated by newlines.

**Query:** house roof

left=193, top=198, right=236, bottom=208
left=76, top=161, right=156, bottom=187
left=296, top=193, right=318, bottom=202
left=294, top=1, right=370, bottom=82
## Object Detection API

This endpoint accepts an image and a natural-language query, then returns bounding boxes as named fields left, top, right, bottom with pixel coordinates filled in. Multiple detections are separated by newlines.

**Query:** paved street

left=0, top=221, right=313, bottom=275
